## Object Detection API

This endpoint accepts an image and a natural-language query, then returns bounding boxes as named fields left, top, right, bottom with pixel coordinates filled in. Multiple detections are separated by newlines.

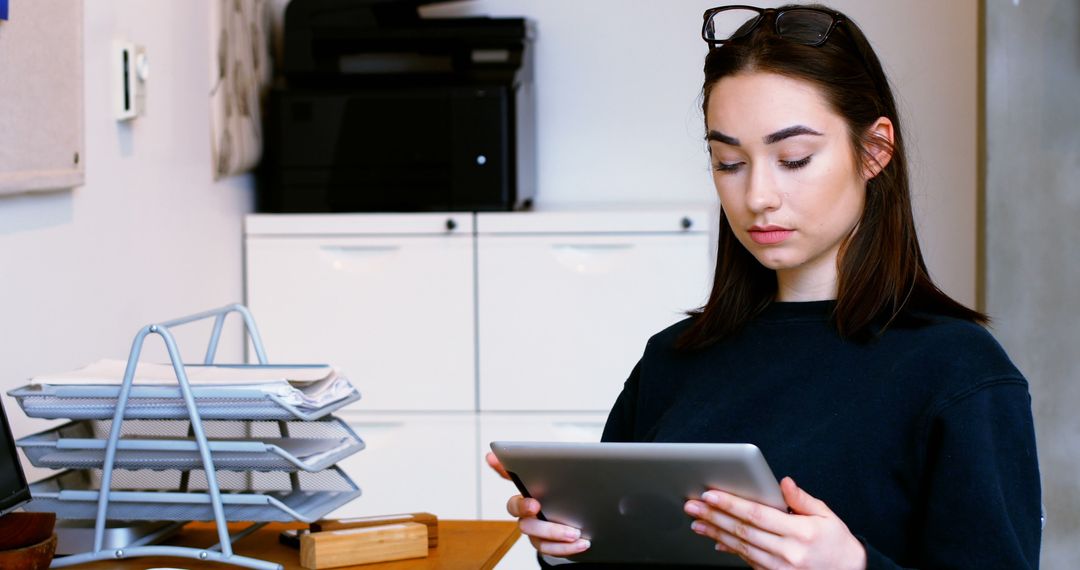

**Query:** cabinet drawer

left=330, top=413, right=479, bottom=519
left=477, top=233, right=710, bottom=411
left=245, top=235, right=475, bottom=411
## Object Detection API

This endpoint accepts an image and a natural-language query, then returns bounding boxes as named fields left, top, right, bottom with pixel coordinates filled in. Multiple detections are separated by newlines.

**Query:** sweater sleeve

left=861, top=378, right=1042, bottom=570
left=917, top=379, right=1042, bottom=568
left=858, top=537, right=907, bottom=570
left=600, top=360, right=641, bottom=443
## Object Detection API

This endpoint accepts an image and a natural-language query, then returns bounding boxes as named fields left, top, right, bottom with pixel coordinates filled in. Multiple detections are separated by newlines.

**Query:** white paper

left=30, top=359, right=359, bottom=409
left=31, top=359, right=335, bottom=385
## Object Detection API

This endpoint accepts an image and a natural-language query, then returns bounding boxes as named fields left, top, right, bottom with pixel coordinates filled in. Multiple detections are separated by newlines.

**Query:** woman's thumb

left=781, top=476, right=830, bottom=516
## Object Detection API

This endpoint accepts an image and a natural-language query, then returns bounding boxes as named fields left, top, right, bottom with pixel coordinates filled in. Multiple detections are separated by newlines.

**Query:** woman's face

left=706, top=71, right=869, bottom=289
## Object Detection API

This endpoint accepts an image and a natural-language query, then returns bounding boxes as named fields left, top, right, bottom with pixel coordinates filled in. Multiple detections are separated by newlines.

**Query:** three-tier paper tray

left=7, top=304, right=365, bottom=570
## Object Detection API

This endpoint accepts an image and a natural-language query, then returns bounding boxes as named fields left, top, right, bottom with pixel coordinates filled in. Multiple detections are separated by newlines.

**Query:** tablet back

left=491, top=441, right=785, bottom=567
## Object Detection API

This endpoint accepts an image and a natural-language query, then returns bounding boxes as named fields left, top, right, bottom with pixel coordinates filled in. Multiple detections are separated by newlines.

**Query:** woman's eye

left=781, top=156, right=812, bottom=170
left=713, top=161, right=744, bottom=174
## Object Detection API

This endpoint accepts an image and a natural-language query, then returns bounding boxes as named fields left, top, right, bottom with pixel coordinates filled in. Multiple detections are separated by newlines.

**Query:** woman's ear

left=862, top=117, right=895, bottom=180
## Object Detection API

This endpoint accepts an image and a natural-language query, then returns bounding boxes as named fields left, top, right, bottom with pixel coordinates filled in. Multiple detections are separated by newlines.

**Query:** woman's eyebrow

left=706, top=125, right=823, bottom=146
left=706, top=130, right=740, bottom=145
left=763, top=125, right=823, bottom=144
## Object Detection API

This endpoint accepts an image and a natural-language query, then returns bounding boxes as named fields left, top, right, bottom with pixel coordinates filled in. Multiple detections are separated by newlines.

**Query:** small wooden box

left=311, top=513, right=439, bottom=548
left=299, top=522, right=428, bottom=569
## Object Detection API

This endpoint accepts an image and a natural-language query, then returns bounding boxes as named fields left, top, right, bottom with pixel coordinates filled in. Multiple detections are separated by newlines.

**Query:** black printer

left=258, top=0, right=535, bottom=213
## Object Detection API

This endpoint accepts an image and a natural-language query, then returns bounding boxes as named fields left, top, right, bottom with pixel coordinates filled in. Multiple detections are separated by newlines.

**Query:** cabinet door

left=479, top=413, right=608, bottom=570
left=246, top=234, right=475, bottom=411
left=329, top=412, right=478, bottom=519
left=477, top=233, right=710, bottom=411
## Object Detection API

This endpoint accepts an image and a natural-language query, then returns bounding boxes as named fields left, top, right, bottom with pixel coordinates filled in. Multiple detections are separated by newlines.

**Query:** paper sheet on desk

left=30, top=359, right=359, bottom=408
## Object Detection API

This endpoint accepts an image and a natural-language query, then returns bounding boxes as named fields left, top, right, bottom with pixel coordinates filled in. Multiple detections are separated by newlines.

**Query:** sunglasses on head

left=702, top=5, right=845, bottom=48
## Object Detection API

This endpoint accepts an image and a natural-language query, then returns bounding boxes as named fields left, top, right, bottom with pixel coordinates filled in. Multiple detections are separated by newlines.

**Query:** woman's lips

left=748, top=226, right=793, bottom=245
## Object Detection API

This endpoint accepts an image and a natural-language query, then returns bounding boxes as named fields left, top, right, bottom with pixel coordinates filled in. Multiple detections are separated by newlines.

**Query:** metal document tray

left=15, top=304, right=365, bottom=570
left=17, top=418, right=365, bottom=472
left=8, top=381, right=361, bottom=421
left=27, top=467, right=361, bottom=523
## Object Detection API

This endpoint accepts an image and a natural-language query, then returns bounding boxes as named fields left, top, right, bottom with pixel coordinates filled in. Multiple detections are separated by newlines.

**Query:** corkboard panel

left=0, top=0, right=84, bottom=195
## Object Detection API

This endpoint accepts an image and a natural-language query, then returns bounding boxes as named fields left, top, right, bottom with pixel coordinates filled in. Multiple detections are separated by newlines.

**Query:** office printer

left=258, top=0, right=535, bottom=213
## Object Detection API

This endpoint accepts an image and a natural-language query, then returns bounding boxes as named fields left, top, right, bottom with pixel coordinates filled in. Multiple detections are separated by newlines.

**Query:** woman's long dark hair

left=677, top=4, right=986, bottom=350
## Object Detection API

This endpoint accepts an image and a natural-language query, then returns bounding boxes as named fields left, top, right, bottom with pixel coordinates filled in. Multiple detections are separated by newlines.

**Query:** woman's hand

left=683, top=476, right=866, bottom=570
left=487, top=452, right=590, bottom=556
left=485, top=451, right=511, bottom=480
left=507, top=493, right=592, bottom=557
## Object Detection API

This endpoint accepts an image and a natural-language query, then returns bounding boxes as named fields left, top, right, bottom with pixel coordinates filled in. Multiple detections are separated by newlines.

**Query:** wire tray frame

left=27, top=466, right=361, bottom=523
left=9, top=383, right=361, bottom=421
left=17, top=417, right=365, bottom=472
left=13, top=304, right=366, bottom=570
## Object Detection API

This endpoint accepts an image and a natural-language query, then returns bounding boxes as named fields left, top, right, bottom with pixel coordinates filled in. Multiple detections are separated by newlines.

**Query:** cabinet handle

left=319, top=245, right=401, bottom=272
left=319, top=245, right=401, bottom=255
left=552, top=421, right=606, bottom=430
left=680, top=216, right=693, bottom=230
left=446, top=218, right=458, bottom=232
left=550, top=244, right=635, bottom=252
left=549, top=243, right=635, bottom=275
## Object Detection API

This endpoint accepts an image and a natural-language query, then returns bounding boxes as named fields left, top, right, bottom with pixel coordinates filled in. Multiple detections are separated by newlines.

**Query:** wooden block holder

left=311, top=512, right=439, bottom=548
left=300, top=522, right=428, bottom=570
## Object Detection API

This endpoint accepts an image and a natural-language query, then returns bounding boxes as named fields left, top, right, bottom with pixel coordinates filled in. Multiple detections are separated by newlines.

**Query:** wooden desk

left=66, top=520, right=520, bottom=570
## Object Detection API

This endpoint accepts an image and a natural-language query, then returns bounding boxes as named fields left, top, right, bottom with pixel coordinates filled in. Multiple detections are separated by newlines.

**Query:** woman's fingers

left=528, top=535, right=592, bottom=556
left=519, top=516, right=585, bottom=543
left=486, top=452, right=511, bottom=480
left=517, top=508, right=590, bottom=556
left=714, top=532, right=780, bottom=569
left=506, top=494, right=589, bottom=556
left=506, top=494, right=539, bottom=518
left=690, top=520, right=784, bottom=569
left=701, top=490, right=795, bottom=535
left=685, top=499, right=786, bottom=554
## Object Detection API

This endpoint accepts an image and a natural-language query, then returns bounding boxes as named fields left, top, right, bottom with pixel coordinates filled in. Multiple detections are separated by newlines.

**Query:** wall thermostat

left=113, top=40, right=148, bottom=121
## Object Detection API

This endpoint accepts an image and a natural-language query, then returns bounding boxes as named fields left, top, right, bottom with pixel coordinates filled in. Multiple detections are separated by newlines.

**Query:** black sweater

left=540, top=301, right=1041, bottom=569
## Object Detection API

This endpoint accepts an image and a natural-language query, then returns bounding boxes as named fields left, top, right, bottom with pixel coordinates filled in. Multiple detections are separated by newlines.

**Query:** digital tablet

left=490, top=441, right=786, bottom=567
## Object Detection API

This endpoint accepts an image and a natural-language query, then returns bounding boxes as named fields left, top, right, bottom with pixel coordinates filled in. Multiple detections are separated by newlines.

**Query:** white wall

left=0, top=0, right=252, bottom=464
left=423, top=0, right=978, bottom=306
left=1, top=0, right=978, bottom=464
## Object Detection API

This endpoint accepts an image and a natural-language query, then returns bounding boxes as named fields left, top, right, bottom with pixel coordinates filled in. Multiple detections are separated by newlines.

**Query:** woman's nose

left=746, top=164, right=782, bottom=213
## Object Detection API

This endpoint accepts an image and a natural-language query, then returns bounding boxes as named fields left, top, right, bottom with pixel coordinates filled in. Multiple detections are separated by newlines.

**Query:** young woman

left=488, top=4, right=1042, bottom=569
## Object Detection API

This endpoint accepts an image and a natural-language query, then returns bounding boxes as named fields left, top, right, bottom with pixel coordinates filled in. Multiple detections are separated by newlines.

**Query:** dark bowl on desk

left=0, top=533, right=58, bottom=570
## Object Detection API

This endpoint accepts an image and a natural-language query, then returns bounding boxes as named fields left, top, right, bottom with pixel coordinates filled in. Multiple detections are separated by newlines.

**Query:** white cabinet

left=245, top=214, right=476, bottom=411
left=328, top=412, right=479, bottom=519
left=242, top=208, right=714, bottom=556
left=477, top=211, right=712, bottom=411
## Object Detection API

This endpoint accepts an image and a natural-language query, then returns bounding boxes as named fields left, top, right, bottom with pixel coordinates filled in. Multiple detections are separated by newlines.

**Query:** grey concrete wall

left=985, top=1, right=1080, bottom=568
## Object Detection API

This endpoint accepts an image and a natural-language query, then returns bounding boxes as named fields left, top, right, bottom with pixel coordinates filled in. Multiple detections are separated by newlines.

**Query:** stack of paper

left=30, top=359, right=357, bottom=409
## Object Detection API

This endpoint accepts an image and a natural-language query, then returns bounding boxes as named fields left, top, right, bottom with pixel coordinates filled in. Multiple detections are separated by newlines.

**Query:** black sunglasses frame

left=701, top=5, right=846, bottom=48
